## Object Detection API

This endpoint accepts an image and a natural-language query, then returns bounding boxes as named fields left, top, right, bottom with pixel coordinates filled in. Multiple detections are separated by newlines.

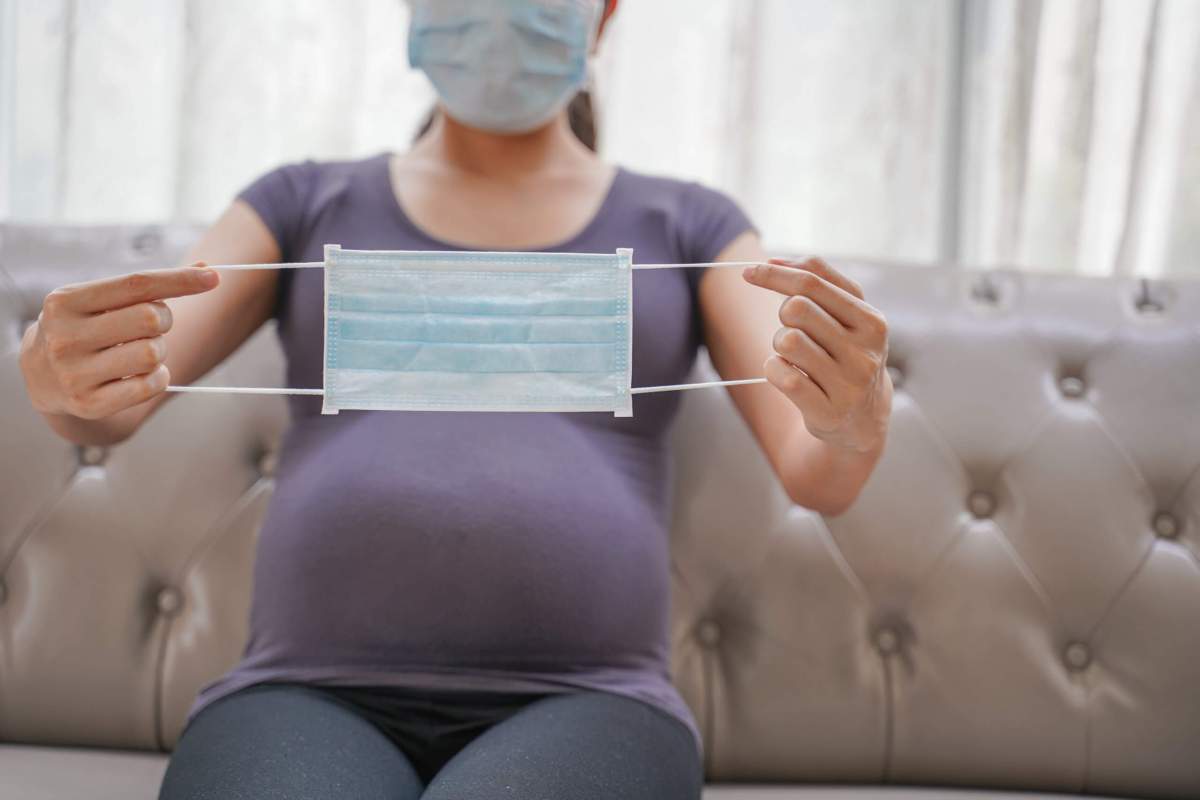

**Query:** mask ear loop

left=630, top=260, right=771, bottom=392
left=164, top=259, right=771, bottom=398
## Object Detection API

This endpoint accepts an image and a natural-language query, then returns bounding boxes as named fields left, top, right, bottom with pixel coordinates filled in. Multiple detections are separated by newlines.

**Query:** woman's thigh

left=159, top=683, right=423, bottom=800
left=422, top=691, right=703, bottom=800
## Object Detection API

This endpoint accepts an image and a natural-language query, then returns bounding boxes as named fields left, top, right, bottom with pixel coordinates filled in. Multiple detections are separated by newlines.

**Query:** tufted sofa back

left=1, top=224, right=1198, bottom=799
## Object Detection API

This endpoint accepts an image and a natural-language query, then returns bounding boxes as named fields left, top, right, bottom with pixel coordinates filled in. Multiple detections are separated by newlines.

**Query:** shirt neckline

left=375, top=151, right=626, bottom=254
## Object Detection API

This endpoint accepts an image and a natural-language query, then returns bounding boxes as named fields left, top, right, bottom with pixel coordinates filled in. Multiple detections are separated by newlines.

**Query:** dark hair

left=413, top=90, right=600, bottom=152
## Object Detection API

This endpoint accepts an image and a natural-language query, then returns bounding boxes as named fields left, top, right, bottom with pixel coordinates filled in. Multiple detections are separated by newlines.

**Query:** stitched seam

left=337, top=311, right=626, bottom=320
left=701, top=639, right=717, bottom=776
left=1085, top=539, right=1156, bottom=642
left=153, top=477, right=273, bottom=749
left=906, top=517, right=973, bottom=609
left=336, top=269, right=617, bottom=279
left=336, top=338, right=623, bottom=346
left=335, top=254, right=617, bottom=270
left=337, top=250, right=616, bottom=262
left=881, top=654, right=895, bottom=783
left=813, top=514, right=870, bottom=602
left=986, top=520, right=1059, bottom=621
left=338, top=305, right=624, bottom=316
left=324, top=396, right=625, bottom=408
left=326, top=262, right=342, bottom=398
left=330, top=366, right=621, bottom=376
left=335, top=339, right=622, bottom=348
left=0, top=466, right=80, bottom=574
left=1081, top=660, right=1093, bottom=793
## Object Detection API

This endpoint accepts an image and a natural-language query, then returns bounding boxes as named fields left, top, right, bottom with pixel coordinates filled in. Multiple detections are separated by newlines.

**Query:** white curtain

left=2, top=0, right=1197, bottom=276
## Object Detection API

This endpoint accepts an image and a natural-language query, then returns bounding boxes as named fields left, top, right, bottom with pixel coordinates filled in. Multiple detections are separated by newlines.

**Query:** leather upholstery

left=1, top=224, right=1197, bottom=799
left=0, top=748, right=1114, bottom=800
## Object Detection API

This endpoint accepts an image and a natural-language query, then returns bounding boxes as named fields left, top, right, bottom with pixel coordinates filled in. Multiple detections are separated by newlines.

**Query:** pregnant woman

left=18, top=1, right=893, bottom=797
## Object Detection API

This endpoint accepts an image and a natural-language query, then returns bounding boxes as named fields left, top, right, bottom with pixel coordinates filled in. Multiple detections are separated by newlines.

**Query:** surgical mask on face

left=166, top=247, right=769, bottom=416
left=406, top=0, right=600, bottom=134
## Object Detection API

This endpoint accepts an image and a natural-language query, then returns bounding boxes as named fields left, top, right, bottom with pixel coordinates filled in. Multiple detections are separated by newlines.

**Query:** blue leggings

left=158, top=683, right=702, bottom=799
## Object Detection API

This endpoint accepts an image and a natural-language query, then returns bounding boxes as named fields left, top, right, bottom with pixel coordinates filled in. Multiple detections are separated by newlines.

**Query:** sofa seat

left=0, top=745, right=1132, bottom=800
left=0, top=744, right=168, bottom=800
left=704, top=788, right=1123, bottom=800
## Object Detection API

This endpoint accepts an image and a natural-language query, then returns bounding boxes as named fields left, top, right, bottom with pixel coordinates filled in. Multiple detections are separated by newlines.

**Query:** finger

left=770, top=256, right=863, bottom=300
left=745, top=261, right=869, bottom=328
left=771, top=327, right=838, bottom=393
left=75, top=337, right=166, bottom=389
left=80, top=301, right=172, bottom=351
left=75, top=365, right=170, bottom=420
left=743, top=262, right=874, bottom=331
left=764, top=354, right=830, bottom=406
left=777, top=294, right=852, bottom=362
left=53, top=266, right=219, bottom=314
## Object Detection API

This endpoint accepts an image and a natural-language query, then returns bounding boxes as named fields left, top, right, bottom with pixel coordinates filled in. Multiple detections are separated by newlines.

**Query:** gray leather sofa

left=1, top=224, right=1197, bottom=800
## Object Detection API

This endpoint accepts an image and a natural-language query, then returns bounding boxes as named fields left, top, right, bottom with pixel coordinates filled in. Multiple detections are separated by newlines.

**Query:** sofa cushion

left=0, top=744, right=168, bottom=800
left=0, top=746, right=1124, bottom=800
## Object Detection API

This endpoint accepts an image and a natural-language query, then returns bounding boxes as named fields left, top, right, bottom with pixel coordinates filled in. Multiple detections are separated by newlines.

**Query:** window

left=3, top=0, right=1196, bottom=276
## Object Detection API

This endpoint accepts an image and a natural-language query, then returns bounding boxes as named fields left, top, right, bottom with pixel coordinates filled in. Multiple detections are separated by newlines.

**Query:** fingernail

left=148, top=366, right=168, bottom=390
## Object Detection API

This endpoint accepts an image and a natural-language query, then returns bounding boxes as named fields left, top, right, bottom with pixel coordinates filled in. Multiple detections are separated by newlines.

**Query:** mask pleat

left=336, top=313, right=622, bottom=344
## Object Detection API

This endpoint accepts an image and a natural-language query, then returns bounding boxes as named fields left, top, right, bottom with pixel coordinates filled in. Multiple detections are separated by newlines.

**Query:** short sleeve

left=680, top=182, right=757, bottom=264
left=678, top=181, right=758, bottom=292
left=236, top=160, right=319, bottom=263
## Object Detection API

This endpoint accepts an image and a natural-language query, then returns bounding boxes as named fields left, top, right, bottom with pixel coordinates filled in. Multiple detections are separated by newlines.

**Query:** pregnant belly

left=245, top=413, right=672, bottom=672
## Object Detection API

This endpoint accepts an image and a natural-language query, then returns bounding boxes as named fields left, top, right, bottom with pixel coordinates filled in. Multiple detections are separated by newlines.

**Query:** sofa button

left=257, top=449, right=278, bottom=478
left=1059, top=376, right=1086, bottom=398
left=1064, top=642, right=1091, bottom=671
left=1134, top=279, right=1166, bottom=314
left=78, top=445, right=108, bottom=467
left=1153, top=512, right=1179, bottom=540
left=967, top=490, right=995, bottom=519
left=874, top=627, right=901, bottom=656
left=970, top=276, right=1000, bottom=305
left=696, top=620, right=721, bottom=648
left=157, top=587, right=183, bottom=616
left=130, top=230, right=163, bottom=256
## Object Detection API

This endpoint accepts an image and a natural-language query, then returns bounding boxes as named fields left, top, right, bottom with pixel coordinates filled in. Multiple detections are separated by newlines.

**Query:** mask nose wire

left=165, top=259, right=771, bottom=397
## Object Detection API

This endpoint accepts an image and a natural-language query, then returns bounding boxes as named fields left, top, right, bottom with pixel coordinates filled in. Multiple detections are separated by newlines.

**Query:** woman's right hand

left=19, top=264, right=220, bottom=420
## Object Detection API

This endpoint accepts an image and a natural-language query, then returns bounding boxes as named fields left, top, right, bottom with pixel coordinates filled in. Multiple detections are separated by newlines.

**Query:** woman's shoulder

left=614, top=165, right=739, bottom=209
left=236, top=153, right=391, bottom=261
left=243, top=152, right=389, bottom=200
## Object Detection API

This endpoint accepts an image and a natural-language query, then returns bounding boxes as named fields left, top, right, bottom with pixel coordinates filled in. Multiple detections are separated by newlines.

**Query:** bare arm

left=698, top=231, right=893, bottom=515
left=19, top=200, right=282, bottom=446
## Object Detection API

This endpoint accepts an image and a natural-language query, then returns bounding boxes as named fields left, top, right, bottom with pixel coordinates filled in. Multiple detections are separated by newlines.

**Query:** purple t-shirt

left=190, top=153, right=755, bottom=750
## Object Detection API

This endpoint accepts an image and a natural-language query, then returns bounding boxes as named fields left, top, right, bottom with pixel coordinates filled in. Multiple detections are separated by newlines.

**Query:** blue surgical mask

left=406, top=0, right=599, bottom=133
left=164, top=249, right=769, bottom=413
left=322, top=245, right=633, bottom=416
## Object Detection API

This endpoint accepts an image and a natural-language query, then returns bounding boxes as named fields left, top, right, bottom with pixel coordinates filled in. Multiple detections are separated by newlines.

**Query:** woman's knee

left=160, top=683, right=422, bottom=800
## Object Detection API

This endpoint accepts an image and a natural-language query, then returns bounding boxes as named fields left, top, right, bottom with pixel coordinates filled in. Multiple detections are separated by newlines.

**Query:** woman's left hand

left=742, top=257, right=891, bottom=455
